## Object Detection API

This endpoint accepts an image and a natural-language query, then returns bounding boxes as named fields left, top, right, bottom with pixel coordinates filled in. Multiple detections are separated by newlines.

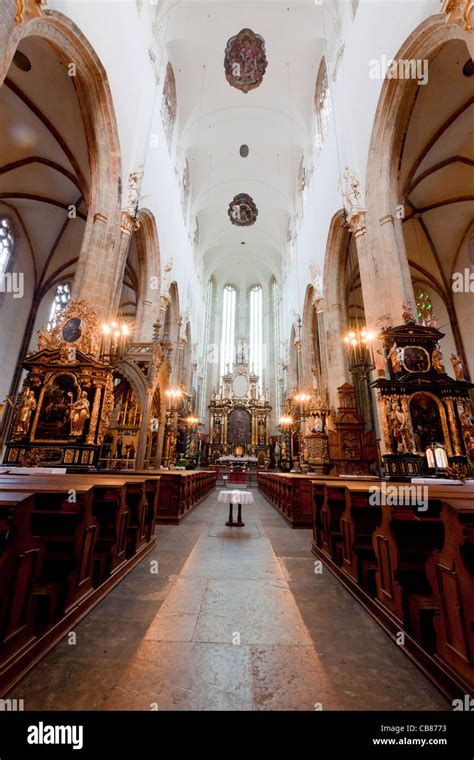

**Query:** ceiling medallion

left=228, top=193, right=258, bottom=226
left=224, top=28, right=268, bottom=93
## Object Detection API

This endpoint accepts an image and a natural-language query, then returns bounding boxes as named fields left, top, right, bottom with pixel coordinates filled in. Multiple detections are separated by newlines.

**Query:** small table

left=217, top=489, right=254, bottom=527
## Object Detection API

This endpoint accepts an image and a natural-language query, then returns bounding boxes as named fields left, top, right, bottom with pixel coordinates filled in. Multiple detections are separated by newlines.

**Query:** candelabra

left=185, top=413, right=200, bottom=459
left=278, top=415, right=294, bottom=470
left=100, top=321, right=130, bottom=363
left=343, top=325, right=375, bottom=431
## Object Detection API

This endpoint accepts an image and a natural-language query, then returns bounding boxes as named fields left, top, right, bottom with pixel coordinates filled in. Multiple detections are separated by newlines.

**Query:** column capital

left=15, top=0, right=46, bottom=25
left=347, top=209, right=366, bottom=237
left=120, top=210, right=140, bottom=236
left=379, top=213, right=394, bottom=226
left=441, top=0, right=474, bottom=31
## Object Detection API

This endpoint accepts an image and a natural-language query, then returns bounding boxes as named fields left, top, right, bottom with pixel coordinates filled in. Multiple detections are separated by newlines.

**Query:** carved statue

left=340, top=166, right=364, bottom=217
left=126, top=166, right=144, bottom=218
left=309, top=264, right=323, bottom=298
left=432, top=344, right=445, bottom=373
left=460, top=402, right=474, bottom=455
left=310, top=413, right=324, bottom=433
left=258, top=416, right=266, bottom=444
left=401, top=302, right=416, bottom=324
left=70, top=391, right=90, bottom=437
left=213, top=417, right=222, bottom=443
left=374, top=348, right=387, bottom=378
left=389, top=400, right=415, bottom=454
left=14, top=388, right=36, bottom=435
left=377, top=314, right=393, bottom=331
left=161, top=258, right=174, bottom=295
left=387, top=342, right=402, bottom=374
left=450, top=353, right=467, bottom=381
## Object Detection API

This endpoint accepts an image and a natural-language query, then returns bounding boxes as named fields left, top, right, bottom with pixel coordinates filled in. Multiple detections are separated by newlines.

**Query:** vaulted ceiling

left=0, top=35, right=90, bottom=300
left=401, top=38, right=474, bottom=293
left=160, top=1, right=323, bottom=287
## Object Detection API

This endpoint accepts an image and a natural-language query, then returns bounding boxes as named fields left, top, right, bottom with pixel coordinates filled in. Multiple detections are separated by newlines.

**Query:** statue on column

left=126, top=166, right=144, bottom=219
left=70, top=391, right=90, bottom=437
left=450, top=353, right=467, bottom=381
left=14, top=388, right=37, bottom=435
left=432, top=343, right=445, bottom=373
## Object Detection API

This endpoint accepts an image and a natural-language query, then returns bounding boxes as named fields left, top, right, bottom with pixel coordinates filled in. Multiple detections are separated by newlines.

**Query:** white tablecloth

left=217, top=490, right=254, bottom=505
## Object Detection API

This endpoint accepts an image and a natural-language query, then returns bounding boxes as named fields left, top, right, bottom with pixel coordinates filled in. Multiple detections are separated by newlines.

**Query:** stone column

left=321, top=300, right=348, bottom=407
left=356, top=210, right=416, bottom=329
left=136, top=393, right=153, bottom=469
left=108, top=211, right=139, bottom=319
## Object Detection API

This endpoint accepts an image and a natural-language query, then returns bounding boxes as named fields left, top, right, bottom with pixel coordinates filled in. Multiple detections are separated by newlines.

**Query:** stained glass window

left=415, top=288, right=433, bottom=324
left=48, top=283, right=71, bottom=331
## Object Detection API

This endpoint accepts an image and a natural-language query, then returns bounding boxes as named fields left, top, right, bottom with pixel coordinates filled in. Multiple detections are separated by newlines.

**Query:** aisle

left=104, top=490, right=447, bottom=711
left=10, top=489, right=449, bottom=711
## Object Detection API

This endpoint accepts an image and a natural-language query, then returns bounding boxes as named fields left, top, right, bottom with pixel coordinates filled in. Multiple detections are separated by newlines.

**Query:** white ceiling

left=161, top=1, right=324, bottom=287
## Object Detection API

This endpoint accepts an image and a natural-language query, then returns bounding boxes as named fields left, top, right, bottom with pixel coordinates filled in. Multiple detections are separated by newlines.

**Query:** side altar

left=4, top=300, right=115, bottom=469
left=372, top=322, right=473, bottom=477
left=208, top=355, right=271, bottom=465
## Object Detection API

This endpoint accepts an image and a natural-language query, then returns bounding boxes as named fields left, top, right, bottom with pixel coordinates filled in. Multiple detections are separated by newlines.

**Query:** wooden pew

left=257, top=472, right=314, bottom=527
left=0, top=472, right=159, bottom=694
left=311, top=475, right=381, bottom=562
left=0, top=477, right=100, bottom=616
left=61, top=472, right=160, bottom=557
left=150, top=470, right=216, bottom=524
left=426, top=498, right=474, bottom=691
left=0, top=492, right=43, bottom=670
left=258, top=471, right=380, bottom=529
left=372, top=484, right=474, bottom=642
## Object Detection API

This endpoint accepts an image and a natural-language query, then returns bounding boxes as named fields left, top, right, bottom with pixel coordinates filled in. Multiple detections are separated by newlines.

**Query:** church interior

left=0, top=0, right=474, bottom=727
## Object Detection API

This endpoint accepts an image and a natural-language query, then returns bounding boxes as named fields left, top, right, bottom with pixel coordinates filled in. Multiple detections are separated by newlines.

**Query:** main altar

left=208, top=354, right=271, bottom=466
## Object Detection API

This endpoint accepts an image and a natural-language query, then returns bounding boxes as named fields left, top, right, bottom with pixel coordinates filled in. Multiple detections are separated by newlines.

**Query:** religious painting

left=34, top=374, right=79, bottom=441
left=401, top=346, right=430, bottom=373
left=409, top=393, right=444, bottom=452
left=224, top=28, right=268, bottom=93
left=228, top=193, right=258, bottom=226
left=228, top=408, right=251, bottom=445
left=61, top=317, right=82, bottom=344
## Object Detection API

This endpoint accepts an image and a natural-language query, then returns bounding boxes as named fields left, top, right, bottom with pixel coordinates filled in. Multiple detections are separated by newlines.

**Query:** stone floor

left=9, top=489, right=449, bottom=711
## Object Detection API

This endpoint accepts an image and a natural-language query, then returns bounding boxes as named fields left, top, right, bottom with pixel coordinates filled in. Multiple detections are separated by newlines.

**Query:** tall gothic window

left=199, top=277, right=215, bottom=420
left=48, top=282, right=71, bottom=331
left=0, top=217, right=14, bottom=277
left=271, top=278, right=281, bottom=416
left=220, top=284, right=236, bottom=377
left=249, top=285, right=263, bottom=389
left=314, top=58, right=331, bottom=145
